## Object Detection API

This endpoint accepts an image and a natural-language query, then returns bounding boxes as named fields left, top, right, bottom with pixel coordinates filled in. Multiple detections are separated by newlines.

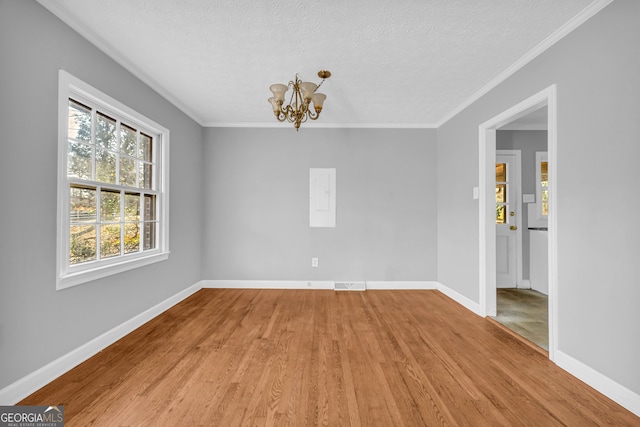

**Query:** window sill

left=57, top=251, right=170, bottom=290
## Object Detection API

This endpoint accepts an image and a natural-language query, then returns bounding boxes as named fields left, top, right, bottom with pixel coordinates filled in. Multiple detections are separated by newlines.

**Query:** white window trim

left=57, top=70, right=170, bottom=290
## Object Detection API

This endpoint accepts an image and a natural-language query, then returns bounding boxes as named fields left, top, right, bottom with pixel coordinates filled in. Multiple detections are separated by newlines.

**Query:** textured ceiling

left=37, top=0, right=600, bottom=128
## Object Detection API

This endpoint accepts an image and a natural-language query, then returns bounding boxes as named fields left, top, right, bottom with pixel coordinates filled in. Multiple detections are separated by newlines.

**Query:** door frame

left=495, top=150, right=523, bottom=289
left=478, top=85, right=558, bottom=361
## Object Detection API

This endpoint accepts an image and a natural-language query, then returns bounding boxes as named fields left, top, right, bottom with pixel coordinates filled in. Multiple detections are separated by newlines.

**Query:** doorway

left=478, top=85, right=557, bottom=361
left=495, top=150, right=522, bottom=289
left=494, top=119, right=549, bottom=351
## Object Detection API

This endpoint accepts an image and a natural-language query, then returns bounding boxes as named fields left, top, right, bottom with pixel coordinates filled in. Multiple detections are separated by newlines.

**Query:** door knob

left=510, top=225, right=517, bottom=230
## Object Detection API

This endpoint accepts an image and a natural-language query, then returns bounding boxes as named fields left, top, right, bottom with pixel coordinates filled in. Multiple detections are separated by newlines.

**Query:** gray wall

left=438, top=0, right=640, bottom=394
left=0, top=1, right=204, bottom=390
left=202, top=128, right=437, bottom=282
left=497, top=130, right=548, bottom=280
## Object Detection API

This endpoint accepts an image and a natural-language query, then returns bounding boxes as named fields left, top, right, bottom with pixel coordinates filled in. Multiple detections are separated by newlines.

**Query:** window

left=57, top=71, right=169, bottom=289
left=536, top=151, right=548, bottom=219
left=495, top=162, right=508, bottom=224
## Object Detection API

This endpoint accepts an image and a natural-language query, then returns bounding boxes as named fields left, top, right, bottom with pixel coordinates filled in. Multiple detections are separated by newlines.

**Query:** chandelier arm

left=282, top=105, right=296, bottom=124
left=300, top=103, right=310, bottom=124
left=307, top=109, right=320, bottom=121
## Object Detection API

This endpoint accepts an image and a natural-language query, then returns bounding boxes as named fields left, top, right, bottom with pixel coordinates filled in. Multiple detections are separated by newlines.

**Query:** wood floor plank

left=19, top=289, right=640, bottom=426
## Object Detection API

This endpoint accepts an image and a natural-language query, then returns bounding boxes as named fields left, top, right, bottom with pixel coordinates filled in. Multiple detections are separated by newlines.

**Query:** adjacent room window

left=536, top=151, right=548, bottom=219
left=57, top=71, right=169, bottom=289
left=495, top=163, right=508, bottom=224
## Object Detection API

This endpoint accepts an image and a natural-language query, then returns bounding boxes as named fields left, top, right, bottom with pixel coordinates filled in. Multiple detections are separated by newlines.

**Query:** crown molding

left=36, top=0, right=206, bottom=127
left=202, top=122, right=439, bottom=129
left=436, top=0, right=614, bottom=128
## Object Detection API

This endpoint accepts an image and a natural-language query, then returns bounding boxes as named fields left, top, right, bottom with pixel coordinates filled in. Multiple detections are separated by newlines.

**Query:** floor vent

left=334, top=281, right=366, bottom=291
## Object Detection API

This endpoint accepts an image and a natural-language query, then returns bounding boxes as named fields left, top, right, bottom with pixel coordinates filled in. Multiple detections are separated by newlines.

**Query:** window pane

left=96, top=113, right=117, bottom=151
left=143, top=222, right=156, bottom=250
left=100, top=224, right=121, bottom=258
left=96, top=149, right=117, bottom=184
left=496, top=163, right=507, bottom=183
left=120, top=157, right=136, bottom=187
left=124, top=223, right=140, bottom=254
left=70, top=187, right=96, bottom=222
left=125, top=194, right=140, bottom=221
left=101, top=190, right=121, bottom=222
left=496, top=184, right=506, bottom=203
left=140, top=163, right=153, bottom=189
left=67, top=141, right=92, bottom=180
left=143, top=195, right=156, bottom=250
left=140, top=133, right=152, bottom=161
left=541, top=161, right=548, bottom=187
left=68, top=100, right=91, bottom=142
left=496, top=204, right=506, bottom=224
left=120, top=124, right=137, bottom=157
left=144, top=194, right=156, bottom=221
left=70, top=225, right=96, bottom=264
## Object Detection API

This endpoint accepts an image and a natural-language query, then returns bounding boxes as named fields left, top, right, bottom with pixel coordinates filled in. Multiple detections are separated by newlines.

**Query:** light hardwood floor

left=21, top=289, right=639, bottom=426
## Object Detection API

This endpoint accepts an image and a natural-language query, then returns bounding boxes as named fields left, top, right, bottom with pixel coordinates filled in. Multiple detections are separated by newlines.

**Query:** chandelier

left=268, top=70, right=331, bottom=131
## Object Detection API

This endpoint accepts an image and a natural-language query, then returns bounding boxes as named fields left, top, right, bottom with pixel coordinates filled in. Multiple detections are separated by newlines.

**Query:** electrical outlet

left=311, top=257, right=319, bottom=267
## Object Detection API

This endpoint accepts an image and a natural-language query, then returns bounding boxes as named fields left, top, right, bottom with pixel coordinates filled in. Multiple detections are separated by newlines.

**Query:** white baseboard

left=0, top=282, right=202, bottom=405
left=365, top=281, right=437, bottom=290
left=436, top=282, right=483, bottom=316
left=201, top=280, right=334, bottom=289
left=202, top=280, right=438, bottom=291
left=554, top=350, right=640, bottom=418
left=518, top=279, right=532, bottom=289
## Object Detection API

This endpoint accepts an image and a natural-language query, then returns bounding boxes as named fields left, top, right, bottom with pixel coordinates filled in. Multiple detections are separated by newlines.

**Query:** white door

left=496, top=151, right=521, bottom=288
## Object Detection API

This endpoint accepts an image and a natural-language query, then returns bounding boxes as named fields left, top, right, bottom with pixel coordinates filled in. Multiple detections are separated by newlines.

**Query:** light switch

left=473, top=187, right=479, bottom=200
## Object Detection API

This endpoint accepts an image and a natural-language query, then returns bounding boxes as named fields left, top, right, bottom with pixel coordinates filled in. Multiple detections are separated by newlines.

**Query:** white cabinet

left=529, top=230, right=548, bottom=295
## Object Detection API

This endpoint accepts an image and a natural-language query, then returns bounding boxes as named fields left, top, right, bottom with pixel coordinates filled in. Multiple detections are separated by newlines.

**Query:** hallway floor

left=494, top=288, right=548, bottom=351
